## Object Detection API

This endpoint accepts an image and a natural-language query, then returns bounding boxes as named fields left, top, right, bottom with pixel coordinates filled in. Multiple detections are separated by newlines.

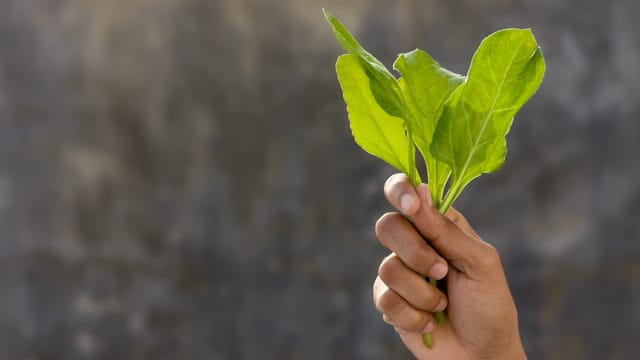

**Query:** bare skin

left=373, top=173, right=527, bottom=360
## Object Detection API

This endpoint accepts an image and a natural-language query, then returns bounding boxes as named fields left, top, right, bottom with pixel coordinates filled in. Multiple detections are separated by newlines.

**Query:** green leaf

left=394, top=50, right=465, bottom=205
left=336, top=54, right=420, bottom=180
left=431, top=28, right=545, bottom=211
left=323, top=9, right=404, bottom=118
left=325, top=9, right=421, bottom=185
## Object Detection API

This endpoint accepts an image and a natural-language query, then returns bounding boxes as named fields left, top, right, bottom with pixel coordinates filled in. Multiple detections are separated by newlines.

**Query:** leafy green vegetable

left=324, top=9, right=405, bottom=119
left=324, top=9, right=544, bottom=212
left=324, top=9, right=545, bottom=348
left=336, top=54, right=420, bottom=180
left=394, top=50, right=465, bottom=205
left=431, top=29, right=545, bottom=211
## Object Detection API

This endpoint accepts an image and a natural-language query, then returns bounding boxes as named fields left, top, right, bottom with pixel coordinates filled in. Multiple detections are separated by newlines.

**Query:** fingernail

left=422, top=321, right=434, bottom=334
left=434, top=298, right=448, bottom=312
left=400, top=193, right=416, bottom=212
left=429, top=263, right=448, bottom=280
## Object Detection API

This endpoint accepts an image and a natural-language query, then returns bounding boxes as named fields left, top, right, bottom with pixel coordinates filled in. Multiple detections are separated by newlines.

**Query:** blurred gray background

left=0, top=0, right=639, bottom=359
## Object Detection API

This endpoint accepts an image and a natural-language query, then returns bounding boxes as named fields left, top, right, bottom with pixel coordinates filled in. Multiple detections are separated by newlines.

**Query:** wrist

left=472, top=330, right=526, bottom=360
left=490, top=338, right=526, bottom=360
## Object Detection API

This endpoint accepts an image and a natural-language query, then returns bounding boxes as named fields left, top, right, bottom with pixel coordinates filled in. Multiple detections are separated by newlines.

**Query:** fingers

left=384, top=173, right=421, bottom=215
left=383, top=173, right=477, bottom=239
left=375, top=213, right=448, bottom=280
left=379, top=254, right=448, bottom=313
left=411, top=184, right=500, bottom=278
left=380, top=173, right=502, bottom=278
left=373, top=276, right=437, bottom=333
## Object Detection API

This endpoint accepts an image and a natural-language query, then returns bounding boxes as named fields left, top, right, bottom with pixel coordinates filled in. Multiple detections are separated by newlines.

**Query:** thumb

left=412, top=184, right=499, bottom=278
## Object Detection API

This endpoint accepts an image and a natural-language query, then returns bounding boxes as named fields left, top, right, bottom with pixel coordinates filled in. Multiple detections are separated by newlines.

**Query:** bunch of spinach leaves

left=325, top=9, right=544, bottom=211
left=324, top=9, right=545, bottom=347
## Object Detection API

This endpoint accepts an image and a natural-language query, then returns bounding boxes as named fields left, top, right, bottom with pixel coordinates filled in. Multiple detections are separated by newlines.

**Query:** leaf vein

left=454, top=40, right=526, bottom=183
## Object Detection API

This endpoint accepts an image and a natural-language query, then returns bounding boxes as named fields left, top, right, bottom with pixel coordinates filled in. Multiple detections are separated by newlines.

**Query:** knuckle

left=405, top=312, right=430, bottom=332
left=476, top=243, right=500, bottom=269
left=396, top=237, right=434, bottom=275
left=421, top=292, right=442, bottom=312
left=441, top=216, right=458, bottom=234
left=374, top=212, right=401, bottom=246
left=375, top=287, right=402, bottom=314
left=403, top=247, right=431, bottom=276
left=378, top=255, right=402, bottom=284
left=445, top=207, right=461, bottom=222
left=431, top=216, right=457, bottom=245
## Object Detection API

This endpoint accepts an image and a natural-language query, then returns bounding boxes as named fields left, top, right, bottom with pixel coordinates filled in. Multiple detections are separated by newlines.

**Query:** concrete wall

left=0, top=0, right=638, bottom=358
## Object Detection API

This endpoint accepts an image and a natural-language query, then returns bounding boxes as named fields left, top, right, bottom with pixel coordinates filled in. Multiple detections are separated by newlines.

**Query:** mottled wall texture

left=0, top=0, right=638, bottom=359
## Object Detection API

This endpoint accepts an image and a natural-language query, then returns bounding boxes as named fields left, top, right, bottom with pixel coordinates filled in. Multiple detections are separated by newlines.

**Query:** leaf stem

left=423, top=333, right=433, bottom=348
left=405, top=126, right=420, bottom=187
left=438, top=177, right=464, bottom=214
left=422, top=184, right=455, bottom=349
left=430, top=278, right=446, bottom=324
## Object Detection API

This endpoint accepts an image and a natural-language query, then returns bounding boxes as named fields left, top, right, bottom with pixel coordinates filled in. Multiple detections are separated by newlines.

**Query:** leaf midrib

left=453, top=40, right=525, bottom=183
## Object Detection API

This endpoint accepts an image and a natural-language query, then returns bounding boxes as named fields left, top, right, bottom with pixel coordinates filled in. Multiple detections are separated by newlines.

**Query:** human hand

left=373, top=173, right=526, bottom=360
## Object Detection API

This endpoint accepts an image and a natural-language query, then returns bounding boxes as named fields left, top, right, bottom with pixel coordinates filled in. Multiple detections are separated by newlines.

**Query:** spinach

left=324, top=9, right=544, bottom=213
left=324, top=9, right=545, bottom=348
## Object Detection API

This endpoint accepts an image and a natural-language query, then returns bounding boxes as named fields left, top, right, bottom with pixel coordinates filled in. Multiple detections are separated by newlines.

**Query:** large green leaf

left=431, top=29, right=545, bottom=209
left=323, top=9, right=405, bottom=118
left=336, top=54, right=420, bottom=180
left=394, top=50, right=465, bottom=205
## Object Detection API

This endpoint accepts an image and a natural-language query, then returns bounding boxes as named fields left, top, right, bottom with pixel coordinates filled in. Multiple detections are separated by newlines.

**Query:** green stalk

left=406, top=119, right=450, bottom=348
left=405, top=126, right=419, bottom=187
left=438, top=176, right=466, bottom=214
left=422, top=176, right=459, bottom=348
left=422, top=275, right=447, bottom=348
left=430, top=278, right=447, bottom=324
left=423, top=332, right=433, bottom=348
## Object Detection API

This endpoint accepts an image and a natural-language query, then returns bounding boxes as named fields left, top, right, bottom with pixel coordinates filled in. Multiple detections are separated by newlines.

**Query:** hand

left=373, top=173, right=526, bottom=360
